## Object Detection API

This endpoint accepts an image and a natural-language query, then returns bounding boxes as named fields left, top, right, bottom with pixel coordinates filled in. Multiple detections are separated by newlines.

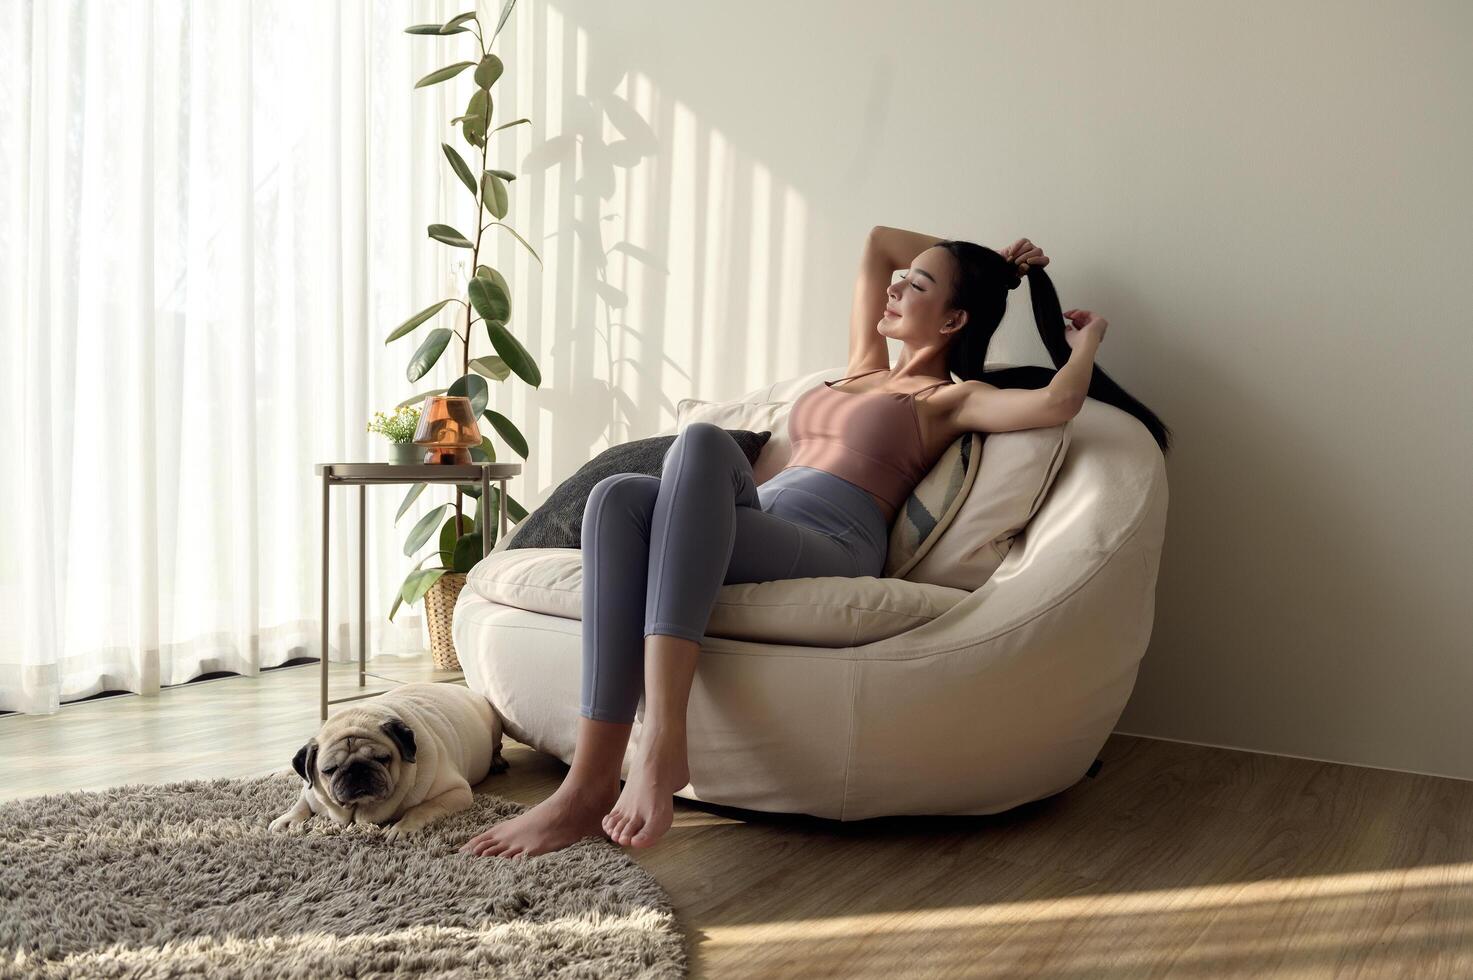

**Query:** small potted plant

left=367, top=404, right=426, bottom=464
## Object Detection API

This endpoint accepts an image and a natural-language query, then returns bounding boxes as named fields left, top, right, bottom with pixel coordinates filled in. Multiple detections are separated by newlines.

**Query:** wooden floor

left=3, top=654, right=1470, bottom=978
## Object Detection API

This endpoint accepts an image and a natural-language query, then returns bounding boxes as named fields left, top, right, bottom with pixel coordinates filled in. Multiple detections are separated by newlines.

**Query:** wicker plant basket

left=423, top=571, right=468, bottom=671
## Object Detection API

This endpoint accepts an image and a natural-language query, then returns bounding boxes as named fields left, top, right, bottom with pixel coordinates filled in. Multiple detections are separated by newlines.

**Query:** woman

left=460, top=226, right=1172, bottom=860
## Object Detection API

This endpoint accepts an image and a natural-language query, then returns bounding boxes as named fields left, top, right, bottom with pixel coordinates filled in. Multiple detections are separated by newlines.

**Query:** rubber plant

left=385, top=0, right=539, bottom=625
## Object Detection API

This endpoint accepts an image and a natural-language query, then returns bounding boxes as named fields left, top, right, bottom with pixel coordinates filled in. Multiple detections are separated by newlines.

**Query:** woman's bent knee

left=587, top=472, right=658, bottom=510
left=673, top=421, right=732, bottom=455
left=583, top=473, right=659, bottom=537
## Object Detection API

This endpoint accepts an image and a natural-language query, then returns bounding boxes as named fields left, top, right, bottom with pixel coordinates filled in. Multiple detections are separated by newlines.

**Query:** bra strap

left=830, top=367, right=889, bottom=387
left=911, top=379, right=952, bottom=399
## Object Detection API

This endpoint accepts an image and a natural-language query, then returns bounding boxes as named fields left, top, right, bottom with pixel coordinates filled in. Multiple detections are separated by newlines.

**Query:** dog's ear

left=380, top=718, right=417, bottom=764
left=292, top=739, right=319, bottom=786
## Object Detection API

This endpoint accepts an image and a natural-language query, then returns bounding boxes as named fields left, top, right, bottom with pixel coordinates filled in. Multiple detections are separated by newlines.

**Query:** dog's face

left=292, top=718, right=417, bottom=820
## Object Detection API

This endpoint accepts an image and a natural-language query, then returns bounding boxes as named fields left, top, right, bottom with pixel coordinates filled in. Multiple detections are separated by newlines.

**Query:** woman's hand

left=1063, top=309, right=1108, bottom=351
left=999, top=238, right=1049, bottom=277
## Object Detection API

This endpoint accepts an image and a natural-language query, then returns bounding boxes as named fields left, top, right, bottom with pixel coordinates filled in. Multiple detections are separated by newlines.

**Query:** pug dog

left=269, top=682, right=509, bottom=842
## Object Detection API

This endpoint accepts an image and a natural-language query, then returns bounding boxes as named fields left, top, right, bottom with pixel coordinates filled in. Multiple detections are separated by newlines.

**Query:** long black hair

left=934, top=240, right=1173, bottom=455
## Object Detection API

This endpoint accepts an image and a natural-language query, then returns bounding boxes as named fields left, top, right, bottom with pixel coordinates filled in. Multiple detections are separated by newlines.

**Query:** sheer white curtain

left=0, top=0, right=487, bottom=714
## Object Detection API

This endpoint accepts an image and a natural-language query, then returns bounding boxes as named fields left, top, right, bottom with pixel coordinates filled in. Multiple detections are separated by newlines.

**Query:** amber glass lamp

left=412, top=395, right=482, bottom=464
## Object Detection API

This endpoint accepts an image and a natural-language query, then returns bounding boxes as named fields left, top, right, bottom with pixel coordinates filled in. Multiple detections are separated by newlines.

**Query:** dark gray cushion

left=506, top=429, right=772, bottom=550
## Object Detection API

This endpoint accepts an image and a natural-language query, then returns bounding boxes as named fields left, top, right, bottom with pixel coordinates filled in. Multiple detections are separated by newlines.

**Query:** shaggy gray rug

left=0, top=772, right=686, bottom=979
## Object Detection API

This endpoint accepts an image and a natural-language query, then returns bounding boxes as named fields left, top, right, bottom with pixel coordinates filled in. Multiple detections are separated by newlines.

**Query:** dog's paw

left=490, top=752, right=510, bottom=775
left=384, top=818, right=421, bottom=843
left=269, top=813, right=306, bottom=833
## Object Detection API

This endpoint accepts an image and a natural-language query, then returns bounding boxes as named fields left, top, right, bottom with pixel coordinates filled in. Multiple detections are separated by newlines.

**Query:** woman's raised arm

left=847, top=226, right=946, bottom=372
left=869, top=225, right=946, bottom=270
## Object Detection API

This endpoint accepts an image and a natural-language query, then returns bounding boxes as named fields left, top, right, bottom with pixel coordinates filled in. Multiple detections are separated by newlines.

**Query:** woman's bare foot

left=460, top=779, right=620, bottom=859
left=602, top=729, right=690, bottom=848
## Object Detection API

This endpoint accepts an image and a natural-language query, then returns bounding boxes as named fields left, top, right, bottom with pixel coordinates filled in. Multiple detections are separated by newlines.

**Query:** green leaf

left=481, top=171, right=509, bottom=219
left=491, top=0, right=517, bottom=42
left=474, top=54, right=504, bottom=89
left=437, top=25, right=471, bottom=35
left=393, top=548, right=457, bottom=617
left=400, top=568, right=448, bottom=606
left=406, top=327, right=454, bottom=382
left=468, top=275, right=511, bottom=327
left=462, top=90, right=490, bottom=147
left=404, top=504, right=451, bottom=556
left=405, top=23, right=447, bottom=35
left=490, top=118, right=530, bottom=135
left=441, top=143, right=477, bottom=198
left=452, top=531, right=484, bottom=572
left=487, top=168, right=517, bottom=182
left=469, top=355, right=510, bottom=381
left=396, top=388, right=446, bottom=409
left=438, top=512, right=473, bottom=561
left=475, top=264, right=510, bottom=292
left=427, top=223, right=474, bottom=248
left=448, top=373, right=490, bottom=416
left=482, top=408, right=528, bottom=458
left=443, top=11, right=478, bottom=31
left=395, top=483, right=427, bottom=524
left=486, top=321, right=541, bottom=387
left=386, top=298, right=455, bottom=344
left=413, top=61, right=476, bottom=89
left=469, top=436, right=496, bottom=464
left=487, top=221, right=542, bottom=266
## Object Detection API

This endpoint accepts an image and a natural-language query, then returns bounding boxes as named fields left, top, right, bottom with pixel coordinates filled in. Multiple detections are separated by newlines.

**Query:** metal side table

left=314, top=461, right=521, bottom=720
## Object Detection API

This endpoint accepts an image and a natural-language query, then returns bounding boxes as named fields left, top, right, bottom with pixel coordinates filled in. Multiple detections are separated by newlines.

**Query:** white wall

left=474, top=0, right=1473, bottom=779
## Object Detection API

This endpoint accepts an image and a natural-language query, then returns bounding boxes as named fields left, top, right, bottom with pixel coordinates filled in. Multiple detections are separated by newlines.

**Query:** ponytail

left=935, top=240, right=1173, bottom=455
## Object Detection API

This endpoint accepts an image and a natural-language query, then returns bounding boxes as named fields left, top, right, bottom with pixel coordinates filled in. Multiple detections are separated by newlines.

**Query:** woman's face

left=879, top=246, right=965, bottom=345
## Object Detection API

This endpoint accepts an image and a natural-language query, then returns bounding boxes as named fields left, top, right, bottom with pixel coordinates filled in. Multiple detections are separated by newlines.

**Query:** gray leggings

left=579, top=421, right=891, bottom=723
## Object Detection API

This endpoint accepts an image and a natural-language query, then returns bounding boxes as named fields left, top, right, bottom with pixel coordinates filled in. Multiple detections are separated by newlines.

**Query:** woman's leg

left=467, top=424, right=871, bottom=857
left=463, top=472, right=661, bottom=859
left=580, top=473, right=664, bottom=723
left=605, top=422, right=871, bottom=848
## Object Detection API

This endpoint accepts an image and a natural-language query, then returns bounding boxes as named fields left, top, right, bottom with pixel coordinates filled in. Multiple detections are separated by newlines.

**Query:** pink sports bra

left=782, top=367, right=952, bottom=519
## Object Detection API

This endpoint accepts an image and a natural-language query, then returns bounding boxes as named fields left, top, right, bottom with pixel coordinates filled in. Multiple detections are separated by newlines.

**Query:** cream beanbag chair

left=452, top=364, right=1170, bottom=819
